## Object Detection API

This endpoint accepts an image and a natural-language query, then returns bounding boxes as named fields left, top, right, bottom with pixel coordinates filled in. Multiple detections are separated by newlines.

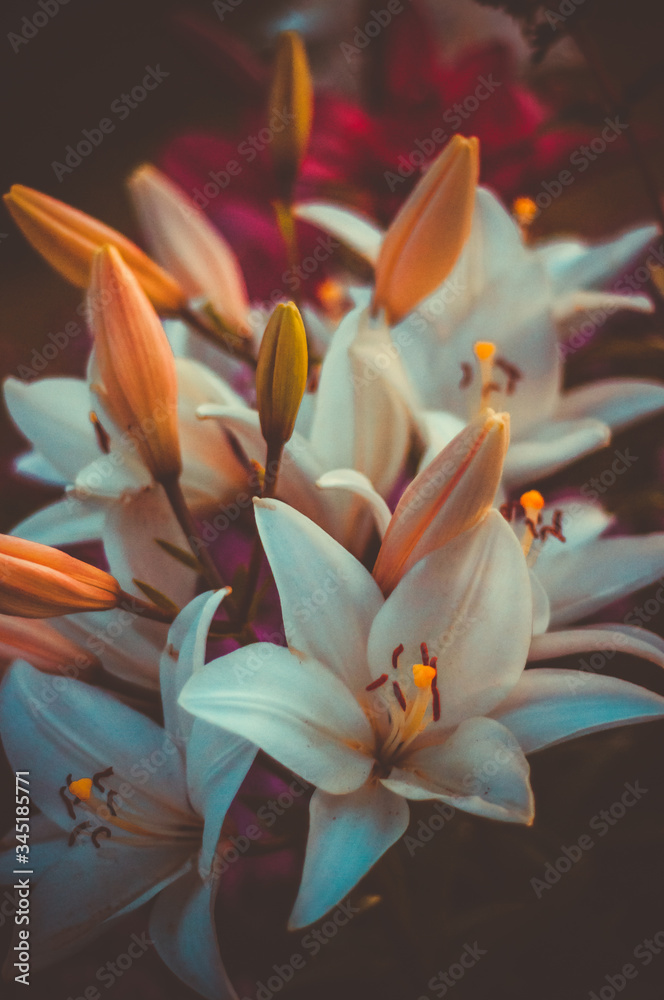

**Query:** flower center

left=459, top=341, right=523, bottom=415
left=365, top=642, right=440, bottom=769
left=59, top=766, right=198, bottom=847
left=500, top=490, right=566, bottom=564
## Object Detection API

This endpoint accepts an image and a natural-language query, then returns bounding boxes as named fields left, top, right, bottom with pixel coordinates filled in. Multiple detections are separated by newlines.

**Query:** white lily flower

left=0, top=590, right=256, bottom=998
left=510, top=495, right=664, bottom=673
left=179, top=500, right=664, bottom=928
left=297, top=188, right=664, bottom=486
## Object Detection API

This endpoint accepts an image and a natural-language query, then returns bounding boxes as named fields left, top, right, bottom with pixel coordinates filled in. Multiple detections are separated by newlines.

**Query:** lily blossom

left=0, top=590, right=256, bottom=998
left=297, top=185, right=664, bottom=486
left=179, top=500, right=664, bottom=927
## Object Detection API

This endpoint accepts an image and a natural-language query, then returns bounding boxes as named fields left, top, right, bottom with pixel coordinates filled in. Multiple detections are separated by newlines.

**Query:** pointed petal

left=528, top=623, right=664, bottom=670
left=254, top=498, right=383, bottom=691
left=538, top=225, right=658, bottom=294
left=504, top=418, right=610, bottom=486
left=4, top=376, right=100, bottom=482
left=368, top=511, right=532, bottom=727
left=491, top=666, right=664, bottom=753
left=160, top=590, right=230, bottom=740
left=535, top=534, right=664, bottom=627
left=10, top=497, right=106, bottom=545
left=150, top=867, right=238, bottom=1000
left=289, top=783, right=409, bottom=929
left=27, top=839, right=191, bottom=971
left=54, top=610, right=164, bottom=689
left=316, top=469, right=392, bottom=538
left=179, top=643, right=374, bottom=793
left=553, top=290, right=653, bottom=330
left=294, top=201, right=382, bottom=264
left=383, top=716, right=533, bottom=824
left=530, top=570, right=551, bottom=636
left=556, top=379, right=664, bottom=433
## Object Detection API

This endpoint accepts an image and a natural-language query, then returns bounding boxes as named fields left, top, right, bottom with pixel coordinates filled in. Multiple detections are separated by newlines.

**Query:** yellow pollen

left=512, top=197, right=538, bottom=226
left=68, top=778, right=93, bottom=801
left=412, top=663, right=436, bottom=689
left=473, top=341, right=496, bottom=362
left=520, top=490, right=545, bottom=512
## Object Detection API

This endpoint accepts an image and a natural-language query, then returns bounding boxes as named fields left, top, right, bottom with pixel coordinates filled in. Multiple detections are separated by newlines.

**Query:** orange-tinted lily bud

left=373, top=408, right=508, bottom=595
left=4, top=184, right=186, bottom=314
left=256, top=301, right=308, bottom=446
left=127, top=165, right=250, bottom=336
left=268, top=31, right=313, bottom=199
left=0, top=615, right=100, bottom=673
left=373, top=135, right=479, bottom=325
left=88, top=245, right=182, bottom=482
left=0, top=536, right=120, bottom=618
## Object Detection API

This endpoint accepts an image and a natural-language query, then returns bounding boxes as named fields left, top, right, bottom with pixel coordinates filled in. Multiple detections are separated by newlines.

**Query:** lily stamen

left=473, top=341, right=500, bottom=411
left=520, top=489, right=545, bottom=558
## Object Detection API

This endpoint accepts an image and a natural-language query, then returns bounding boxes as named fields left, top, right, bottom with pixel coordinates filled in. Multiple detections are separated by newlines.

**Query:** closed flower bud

left=268, top=31, right=313, bottom=199
left=374, top=135, right=479, bottom=325
left=373, top=408, right=509, bottom=595
left=0, top=616, right=100, bottom=673
left=4, top=184, right=186, bottom=314
left=256, top=301, right=308, bottom=446
left=127, top=164, right=250, bottom=336
left=88, top=245, right=182, bottom=483
left=0, top=536, right=120, bottom=618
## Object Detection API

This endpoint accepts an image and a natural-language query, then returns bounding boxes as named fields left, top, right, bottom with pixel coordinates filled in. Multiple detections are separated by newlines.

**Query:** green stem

left=117, top=589, right=174, bottom=624
left=179, top=306, right=257, bottom=369
left=159, top=474, right=225, bottom=591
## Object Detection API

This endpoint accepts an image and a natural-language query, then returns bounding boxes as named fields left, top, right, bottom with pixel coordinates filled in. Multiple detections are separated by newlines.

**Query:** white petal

left=536, top=534, right=664, bottom=627
left=28, top=838, right=191, bottom=971
left=538, top=224, right=658, bottom=294
left=4, top=376, right=100, bottom=482
left=150, top=867, right=238, bottom=1000
left=316, top=469, right=392, bottom=538
left=528, top=624, right=664, bottom=669
left=179, top=643, right=374, bottom=794
left=553, top=290, right=653, bottom=330
left=288, top=783, right=409, bottom=929
left=255, top=498, right=383, bottom=691
left=504, top=418, right=610, bottom=486
left=102, top=486, right=197, bottom=607
left=10, top=497, right=106, bottom=545
left=368, top=511, right=532, bottom=727
left=294, top=201, right=383, bottom=264
left=161, top=590, right=231, bottom=741
left=530, top=570, right=551, bottom=635
left=557, top=379, right=664, bottom=432
left=15, top=450, right=67, bottom=486
left=54, top=610, right=164, bottom=689
left=383, top=716, right=533, bottom=824
left=491, top=666, right=664, bottom=753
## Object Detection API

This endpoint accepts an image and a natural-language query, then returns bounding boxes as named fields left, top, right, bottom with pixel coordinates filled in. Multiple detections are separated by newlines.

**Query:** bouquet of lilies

left=2, top=26, right=664, bottom=1000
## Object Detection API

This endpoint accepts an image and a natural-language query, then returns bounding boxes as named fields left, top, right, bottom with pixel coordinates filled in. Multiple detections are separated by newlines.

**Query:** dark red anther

left=68, top=820, right=91, bottom=846
left=91, top=827, right=111, bottom=848
left=495, top=357, right=523, bottom=395
left=90, top=412, right=111, bottom=455
left=392, top=644, right=404, bottom=670
left=539, top=509, right=566, bottom=544
left=432, top=686, right=441, bottom=722
left=459, top=362, right=473, bottom=389
left=366, top=674, right=388, bottom=691
left=499, top=500, right=519, bottom=522
left=420, top=642, right=429, bottom=666
left=93, top=766, right=114, bottom=792
left=430, top=655, right=438, bottom=674
left=393, top=681, right=407, bottom=711
left=59, top=785, right=77, bottom=820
